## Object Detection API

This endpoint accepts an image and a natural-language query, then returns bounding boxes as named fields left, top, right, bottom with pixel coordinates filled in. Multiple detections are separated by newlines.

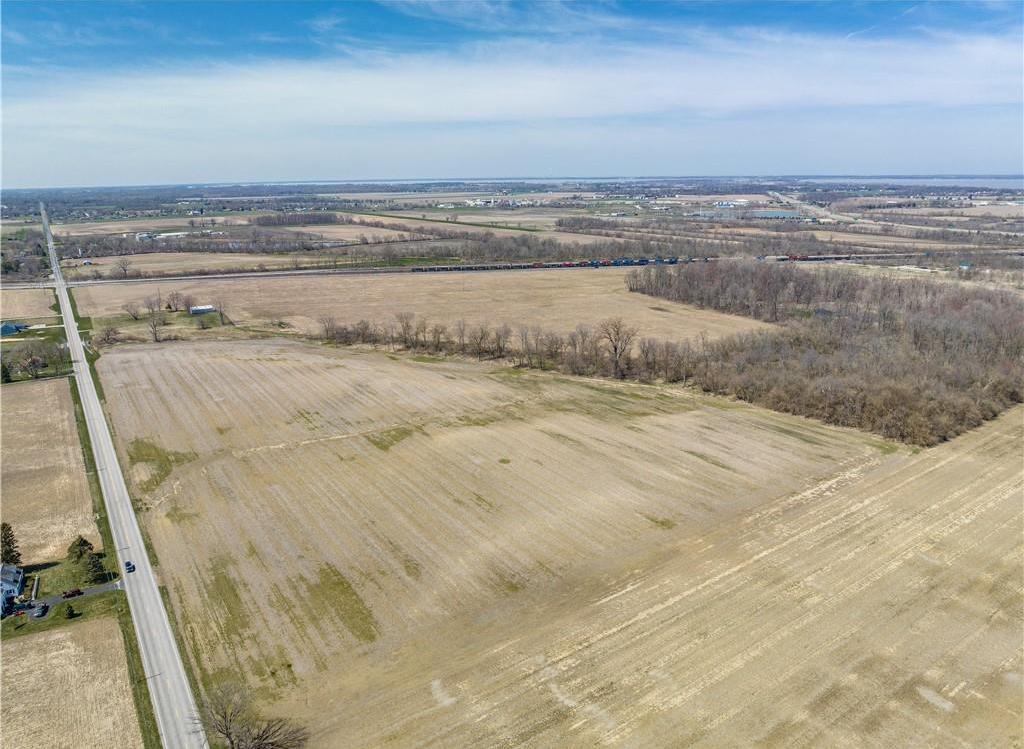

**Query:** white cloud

left=3, top=29, right=1021, bottom=187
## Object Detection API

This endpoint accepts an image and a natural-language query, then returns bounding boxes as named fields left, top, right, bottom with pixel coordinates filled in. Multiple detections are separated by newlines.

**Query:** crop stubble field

left=0, top=378, right=97, bottom=562
left=0, top=616, right=145, bottom=749
left=96, top=337, right=1023, bottom=747
left=73, top=267, right=769, bottom=340
left=0, top=287, right=57, bottom=318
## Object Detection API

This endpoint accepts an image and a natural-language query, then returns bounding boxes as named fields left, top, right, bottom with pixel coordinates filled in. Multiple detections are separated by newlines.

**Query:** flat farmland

left=72, top=267, right=768, bottom=340
left=340, top=212, right=617, bottom=245
left=52, top=214, right=263, bottom=236
left=0, top=287, right=56, bottom=318
left=62, top=251, right=328, bottom=279
left=279, top=224, right=422, bottom=241
left=93, top=339, right=1023, bottom=748
left=1, top=616, right=144, bottom=749
left=0, top=378, right=97, bottom=562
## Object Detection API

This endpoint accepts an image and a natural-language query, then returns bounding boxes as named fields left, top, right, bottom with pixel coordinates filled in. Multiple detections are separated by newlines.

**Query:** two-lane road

left=41, top=203, right=207, bottom=749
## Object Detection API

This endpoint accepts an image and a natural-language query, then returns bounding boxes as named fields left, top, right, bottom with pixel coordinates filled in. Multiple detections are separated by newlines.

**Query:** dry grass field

left=72, top=267, right=768, bottom=340
left=1, top=616, right=144, bottom=749
left=52, top=214, right=262, bottom=236
left=0, top=287, right=56, bottom=318
left=94, top=339, right=1022, bottom=747
left=62, top=251, right=328, bottom=279
left=279, top=224, right=422, bottom=241
left=0, top=378, right=97, bottom=562
left=340, top=212, right=616, bottom=245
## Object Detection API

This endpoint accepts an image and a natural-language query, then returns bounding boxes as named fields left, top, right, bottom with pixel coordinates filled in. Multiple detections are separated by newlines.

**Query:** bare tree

left=318, top=316, right=337, bottom=340
left=122, top=301, right=141, bottom=321
left=598, top=317, right=638, bottom=379
left=147, top=310, right=163, bottom=342
left=470, top=323, right=490, bottom=358
left=115, top=256, right=132, bottom=278
left=430, top=322, right=447, bottom=352
left=396, top=312, right=415, bottom=348
left=95, top=326, right=121, bottom=345
left=214, top=296, right=228, bottom=325
left=414, top=316, right=429, bottom=350
left=493, top=323, right=512, bottom=357
left=198, top=683, right=309, bottom=749
left=166, top=290, right=184, bottom=312
left=454, top=319, right=467, bottom=353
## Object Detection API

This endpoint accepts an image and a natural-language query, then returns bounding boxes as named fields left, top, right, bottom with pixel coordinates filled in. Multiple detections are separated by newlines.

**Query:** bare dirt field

left=62, top=251, right=324, bottom=279
left=94, top=339, right=1023, bottom=747
left=52, top=214, right=263, bottom=236
left=1, top=616, right=144, bottom=749
left=341, top=212, right=616, bottom=245
left=869, top=204, right=1023, bottom=219
left=0, top=287, right=56, bottom=318
left=0, top=378, right=96, bottom=562
left=279, top=224, right=422, bottom=242
left=72, top=267, right=768, bottom=341
left=706, top=226, right=983, bottom=251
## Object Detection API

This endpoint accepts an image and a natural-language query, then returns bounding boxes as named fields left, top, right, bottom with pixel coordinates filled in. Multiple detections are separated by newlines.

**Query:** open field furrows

left=279, top=224, right=423, bottom=241
left=704, top=226, right=999, bottom=251
left=0, top=287, right=56, bottom=318
left=98, top=340, right=900, bottom=743
left=866, top=204, right=1023, bottom=219
left=62, top=251, right=341, bottom=279
left=338, top=212, right=620, bottom=245
left=411, top=208, right=587, bottom=230
left=52, top=214, right=264, bottom=236
left=73, top=267, right=768, bottom=340
left=0, top=378, right=97, bottom=562
left=0, top=616, right=145, bottom=749
left=273, top=405, right=1021, bottom=748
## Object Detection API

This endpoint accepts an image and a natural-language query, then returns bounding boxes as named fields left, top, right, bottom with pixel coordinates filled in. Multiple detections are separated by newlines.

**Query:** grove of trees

left=626, top=262, right=1024, bottom=445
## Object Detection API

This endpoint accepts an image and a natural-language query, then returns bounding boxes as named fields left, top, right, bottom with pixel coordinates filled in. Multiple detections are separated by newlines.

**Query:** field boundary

left=67, top=374, right=162, bottom=749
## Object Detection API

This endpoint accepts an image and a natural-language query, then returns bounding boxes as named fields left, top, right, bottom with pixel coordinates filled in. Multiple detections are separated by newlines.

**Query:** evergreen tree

left=64, top=604, right=76, bottom=619
left=1, top=359, right=11, bottom=384
left=1, top=522, right=21, bottom=565
left=67, top=535, right=94, bottom=562
left=82, top=552, right=107, bottom=585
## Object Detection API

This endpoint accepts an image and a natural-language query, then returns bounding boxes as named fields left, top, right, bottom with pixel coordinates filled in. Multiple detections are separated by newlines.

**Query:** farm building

left=1, top=563, right=25, bottom=611
left=189, top=305, right=216, bottom=315
left=0, top=321, right=28, bottom=336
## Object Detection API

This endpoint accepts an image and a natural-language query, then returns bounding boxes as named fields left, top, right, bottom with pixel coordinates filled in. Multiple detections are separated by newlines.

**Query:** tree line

left=0, top=341, right=72, bottom=382
left=626, top=262, right=1023, bottom=445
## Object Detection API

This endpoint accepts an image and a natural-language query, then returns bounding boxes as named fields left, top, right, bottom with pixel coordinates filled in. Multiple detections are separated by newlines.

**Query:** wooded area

left=627, top=263, right=1024, bottom=444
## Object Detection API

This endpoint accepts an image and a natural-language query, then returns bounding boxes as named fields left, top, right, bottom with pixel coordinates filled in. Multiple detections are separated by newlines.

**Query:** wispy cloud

left=379, top=0, right=642, bottom=35
left=3, top=27, right=1021, bottom=187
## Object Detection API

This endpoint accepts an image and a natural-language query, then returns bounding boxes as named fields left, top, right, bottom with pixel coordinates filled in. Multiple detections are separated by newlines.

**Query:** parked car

left=61, top=589, right=83, bottom=599
left=32, top=604, right=48, bottom=618
left=124, top=561, right=136, bottom=574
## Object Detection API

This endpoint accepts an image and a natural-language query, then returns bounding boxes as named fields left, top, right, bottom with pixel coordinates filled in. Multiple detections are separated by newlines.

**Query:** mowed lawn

left=72, top=267, right=770, bottom=340
left=1, top=616, right=144, bottom=749
left=90, top=339, right=1024, bottom=748
left=0, top=378, right=98, bottom=562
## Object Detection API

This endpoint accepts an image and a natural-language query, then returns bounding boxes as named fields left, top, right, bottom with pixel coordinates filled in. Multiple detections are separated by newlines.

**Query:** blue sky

left=3, top=1, right=1022, bottom=188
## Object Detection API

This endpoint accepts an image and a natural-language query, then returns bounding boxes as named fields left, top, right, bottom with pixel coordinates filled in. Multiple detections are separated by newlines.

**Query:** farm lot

left=279, top=223, right=423, bottom=242
left=72, top=267, right=769, bottom=340
left=51, top=213, right=264, bottom=236
left=0, top=616, right=144, bottom=749
left=96, top=339, right=1021, bottom=747
left=0, top=287, right=56, bottom=318
left=62, top=251, right=332, bottom=279
left=0, top=378, right=97, bottom=562
left=339, top=211, right=619, bottom=245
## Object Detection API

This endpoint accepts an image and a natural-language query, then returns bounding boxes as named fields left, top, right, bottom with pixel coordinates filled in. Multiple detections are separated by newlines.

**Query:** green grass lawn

left=1, top=589, right=120, bottom=640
